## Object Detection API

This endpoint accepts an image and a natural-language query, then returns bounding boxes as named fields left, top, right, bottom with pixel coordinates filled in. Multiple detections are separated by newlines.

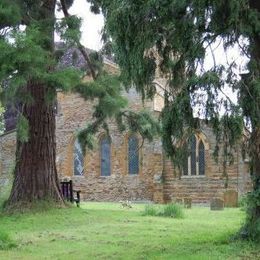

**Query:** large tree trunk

left=7, top=83, right=64, bottom=207
left=6, top=0, right=64, bottom=209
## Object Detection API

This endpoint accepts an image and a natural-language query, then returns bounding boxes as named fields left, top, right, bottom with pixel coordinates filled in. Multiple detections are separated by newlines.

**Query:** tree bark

left=7, top=82, right=64, bottom=207
left=6, top=0, right=64, bottom=209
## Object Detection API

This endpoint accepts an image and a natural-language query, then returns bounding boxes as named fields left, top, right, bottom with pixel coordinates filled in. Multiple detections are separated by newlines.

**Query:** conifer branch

left=60, top=0, right=97, bottom=80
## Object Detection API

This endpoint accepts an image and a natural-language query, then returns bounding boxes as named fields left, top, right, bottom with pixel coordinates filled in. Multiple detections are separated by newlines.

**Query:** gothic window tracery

left=183, top=134, right=206, bottom=176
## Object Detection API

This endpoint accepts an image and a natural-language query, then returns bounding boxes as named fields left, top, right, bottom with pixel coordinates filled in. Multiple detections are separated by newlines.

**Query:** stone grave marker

left=210, top=198, right=224, bottom=210
left=224, top=190, right=238, bottom=207
left=183, top=198, right=192, bottom=208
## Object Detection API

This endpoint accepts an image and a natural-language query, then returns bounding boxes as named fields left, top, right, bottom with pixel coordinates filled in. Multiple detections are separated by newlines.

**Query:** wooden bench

left=60, top=180, right=81, bottom=207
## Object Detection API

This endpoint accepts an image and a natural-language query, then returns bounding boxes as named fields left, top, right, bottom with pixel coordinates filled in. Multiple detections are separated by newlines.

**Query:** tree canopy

left=87, top=0, right=260, bottom=241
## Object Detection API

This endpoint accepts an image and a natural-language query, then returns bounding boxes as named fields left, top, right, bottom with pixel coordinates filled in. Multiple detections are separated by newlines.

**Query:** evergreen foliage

left=88, top=0, right=260, bottom=241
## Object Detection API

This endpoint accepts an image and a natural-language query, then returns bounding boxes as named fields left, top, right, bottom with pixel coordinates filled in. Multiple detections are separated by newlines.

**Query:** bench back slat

left=60, top=180, right=80, bottom=207
left=61, top=180, right=73, bottom=202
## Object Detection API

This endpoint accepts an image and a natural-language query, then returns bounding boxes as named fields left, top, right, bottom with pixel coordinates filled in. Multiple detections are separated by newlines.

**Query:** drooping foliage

left=87, top=0, right=260, bottom=240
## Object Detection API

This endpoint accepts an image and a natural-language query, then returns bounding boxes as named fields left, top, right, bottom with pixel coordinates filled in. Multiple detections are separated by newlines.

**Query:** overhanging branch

left=59, top=0, right=97, bottom=80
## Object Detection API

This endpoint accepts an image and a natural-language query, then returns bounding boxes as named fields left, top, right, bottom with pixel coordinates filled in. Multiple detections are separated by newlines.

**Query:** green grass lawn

left=0, top=202, right=259, bottom=259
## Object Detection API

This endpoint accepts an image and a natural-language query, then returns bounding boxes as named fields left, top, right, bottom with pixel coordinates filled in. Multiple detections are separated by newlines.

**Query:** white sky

left=56, top=0, right=104, bottom=50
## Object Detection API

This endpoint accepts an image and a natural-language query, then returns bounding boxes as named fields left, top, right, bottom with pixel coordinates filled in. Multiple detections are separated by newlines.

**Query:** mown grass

left=0, top=202, right=259, bottom=259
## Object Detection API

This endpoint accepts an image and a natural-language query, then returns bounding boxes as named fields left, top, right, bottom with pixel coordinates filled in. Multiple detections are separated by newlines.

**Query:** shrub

left=0, top=230, right=16, bottom=250
left=159, top=203, right=184, bottom=219
left=142, top=203, right=184, bottom=219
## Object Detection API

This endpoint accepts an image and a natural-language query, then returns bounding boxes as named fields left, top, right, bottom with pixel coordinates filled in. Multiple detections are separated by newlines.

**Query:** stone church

left=0, top=48, right=252, bottom=205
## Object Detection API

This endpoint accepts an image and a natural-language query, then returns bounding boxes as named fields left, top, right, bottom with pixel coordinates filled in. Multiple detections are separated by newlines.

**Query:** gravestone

left=183, top=198, right=192, bottom=208
left=210, top=198, right=224, bottom=210
left=224, top=190, right=238, bottom=207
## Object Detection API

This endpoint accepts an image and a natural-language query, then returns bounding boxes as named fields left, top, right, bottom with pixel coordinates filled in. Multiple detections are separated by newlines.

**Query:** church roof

left=4, top=43, right=115, bottom=132
left=56, top=42, right=116, bottom=70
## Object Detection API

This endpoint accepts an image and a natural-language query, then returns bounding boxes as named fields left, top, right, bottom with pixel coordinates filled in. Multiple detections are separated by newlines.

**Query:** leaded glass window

left=190, top=135, right=197, bottom=175
left=182, top=135, right=206, bottom=176
left=128, top=135, right=139, bottom=175
left=74, top=139, right=84, bottom=176
left=101, top=137, right=111, bottom=176
left=182, top=143, right=189, bottom=175
left=198, top=140, right=205, bottom=175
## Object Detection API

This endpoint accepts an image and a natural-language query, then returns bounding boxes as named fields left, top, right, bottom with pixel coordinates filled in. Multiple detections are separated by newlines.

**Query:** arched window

left=182, top=143, right=189, bottom=176
left=198, top=140, right=205, bottom=175
left=128, top=135, right=139, bottom=175
left=74, top=139, right=84, bottom=176
left=100, top=137, right=111, bottom=176
left=190, top=135, right=197, bottom=176
left=183, top=134, right=205, bottom=176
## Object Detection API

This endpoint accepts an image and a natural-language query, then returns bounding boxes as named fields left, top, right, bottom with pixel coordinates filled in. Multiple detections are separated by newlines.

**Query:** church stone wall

left=72, top=137, right=163, bottom=202
left=162, top=124, right=252, bottom=204
left=0, top=131, right=16, bottom=190
left=56, top=90, right=163, bottom=202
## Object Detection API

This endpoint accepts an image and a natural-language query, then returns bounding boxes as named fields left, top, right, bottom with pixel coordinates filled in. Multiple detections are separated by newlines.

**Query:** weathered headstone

left=210, top=198, right=224, bottom=210
left=183, top=198, right=192, bottom=208
left=224, top=190, right=238, bottom=207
